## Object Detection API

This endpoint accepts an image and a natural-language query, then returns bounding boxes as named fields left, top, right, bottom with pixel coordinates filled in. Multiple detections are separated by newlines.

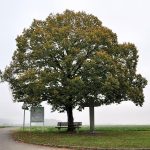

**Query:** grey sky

left=0, top=0, right=150, bottom=125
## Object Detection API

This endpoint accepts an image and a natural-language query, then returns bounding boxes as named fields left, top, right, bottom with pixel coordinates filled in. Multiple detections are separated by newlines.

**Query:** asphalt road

left=0, top=127, right=69, bottom=150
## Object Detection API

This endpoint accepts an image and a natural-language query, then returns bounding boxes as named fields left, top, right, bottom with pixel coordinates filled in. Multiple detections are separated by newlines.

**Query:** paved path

left=0, top=127, right=69, bottom=150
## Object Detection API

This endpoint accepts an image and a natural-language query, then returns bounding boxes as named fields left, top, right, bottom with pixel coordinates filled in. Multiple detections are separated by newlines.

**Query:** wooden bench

left=55, top=122, right=82, bottom=132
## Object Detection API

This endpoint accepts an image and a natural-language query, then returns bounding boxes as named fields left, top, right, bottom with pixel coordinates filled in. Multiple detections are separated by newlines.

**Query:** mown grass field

left=12, top=125, right=150, bottom=149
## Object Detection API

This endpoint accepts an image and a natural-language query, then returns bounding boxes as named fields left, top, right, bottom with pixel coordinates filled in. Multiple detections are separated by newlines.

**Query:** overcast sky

left=0, top=0, right=150, bottom=125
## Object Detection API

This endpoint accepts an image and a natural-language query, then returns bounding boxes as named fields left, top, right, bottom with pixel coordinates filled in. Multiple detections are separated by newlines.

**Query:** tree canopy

left=2, top=10, right=147, bottom=131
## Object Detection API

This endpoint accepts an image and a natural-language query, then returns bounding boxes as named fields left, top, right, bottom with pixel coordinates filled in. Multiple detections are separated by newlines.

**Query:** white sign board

left=30, top=107, right=44, bottom=122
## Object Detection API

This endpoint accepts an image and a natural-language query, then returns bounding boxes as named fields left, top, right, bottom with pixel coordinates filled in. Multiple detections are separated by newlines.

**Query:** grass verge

left=12, top=125, right=150, bottom=149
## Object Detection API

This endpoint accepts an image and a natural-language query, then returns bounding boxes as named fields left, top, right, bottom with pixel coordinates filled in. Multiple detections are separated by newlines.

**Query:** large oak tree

left=2, top=10, right=147, bottom=131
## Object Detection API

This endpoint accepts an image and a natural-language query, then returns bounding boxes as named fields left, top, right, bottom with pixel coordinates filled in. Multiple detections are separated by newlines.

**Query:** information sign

left=30, top=107, right=44, bottom=122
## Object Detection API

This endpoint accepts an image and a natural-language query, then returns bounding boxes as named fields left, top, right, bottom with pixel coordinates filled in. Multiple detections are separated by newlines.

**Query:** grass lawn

left=12, top=125, right=150, bottom=149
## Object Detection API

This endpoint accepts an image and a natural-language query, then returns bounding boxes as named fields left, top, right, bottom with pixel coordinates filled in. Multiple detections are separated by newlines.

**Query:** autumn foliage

left=2, top=10, right=147, bottom=131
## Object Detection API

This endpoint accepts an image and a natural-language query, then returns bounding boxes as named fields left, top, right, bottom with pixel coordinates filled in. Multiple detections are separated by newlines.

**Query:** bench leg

left=58, top=127, right=60, bottom=132
left=76, top=127, right=79, bottom=133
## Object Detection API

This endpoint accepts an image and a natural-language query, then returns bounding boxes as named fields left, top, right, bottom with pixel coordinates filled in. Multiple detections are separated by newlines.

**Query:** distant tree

left=2, top=10, right=147, bottom=131
left=0, top=70, right=2, bottom=82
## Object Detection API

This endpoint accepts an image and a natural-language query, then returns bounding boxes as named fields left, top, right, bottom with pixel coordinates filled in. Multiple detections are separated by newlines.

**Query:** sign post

left=22, top=103, right=29, bottom=131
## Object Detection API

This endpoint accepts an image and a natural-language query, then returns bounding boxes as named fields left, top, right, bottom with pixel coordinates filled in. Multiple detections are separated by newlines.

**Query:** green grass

left=12, top=125, right=150, bottom=149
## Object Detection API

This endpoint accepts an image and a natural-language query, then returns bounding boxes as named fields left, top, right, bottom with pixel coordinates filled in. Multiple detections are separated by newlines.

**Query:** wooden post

left=89, top=106, right=95, bottom=133
left=23, top=109, right=25, bottom=131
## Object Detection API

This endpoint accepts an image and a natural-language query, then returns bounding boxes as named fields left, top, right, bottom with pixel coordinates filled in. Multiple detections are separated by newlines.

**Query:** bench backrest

left=57, top=122, right=82, bottom=126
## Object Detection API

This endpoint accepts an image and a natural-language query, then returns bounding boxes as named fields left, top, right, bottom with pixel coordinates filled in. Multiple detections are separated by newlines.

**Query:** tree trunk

left=66, top=106, right=74, bottom=132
